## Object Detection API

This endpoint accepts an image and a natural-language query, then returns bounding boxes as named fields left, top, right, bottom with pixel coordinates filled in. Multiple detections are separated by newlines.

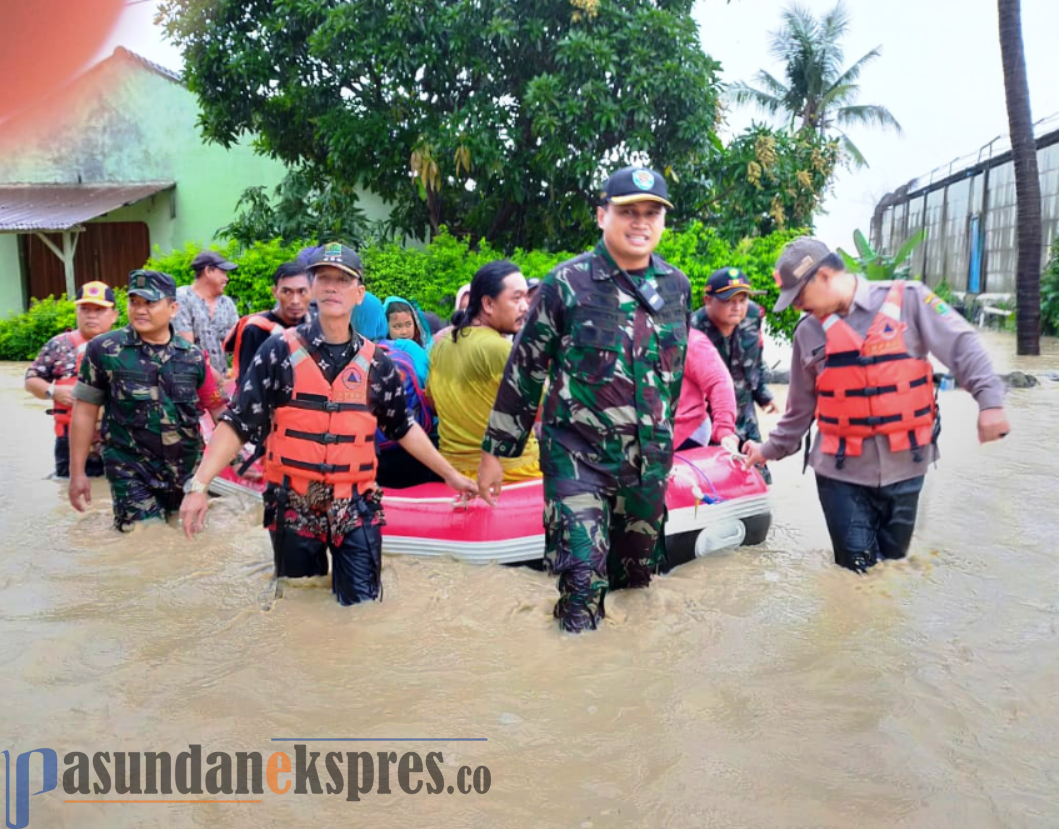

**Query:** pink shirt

left=674, top=328, right=737, bottom=448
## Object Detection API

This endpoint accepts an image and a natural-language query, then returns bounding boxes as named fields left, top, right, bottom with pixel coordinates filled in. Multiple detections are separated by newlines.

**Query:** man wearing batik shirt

left=175, top=250, right=240, bottom=378
left=180, top=244, right=477, bottom=606
left=25, top=281, right=118, bottom=477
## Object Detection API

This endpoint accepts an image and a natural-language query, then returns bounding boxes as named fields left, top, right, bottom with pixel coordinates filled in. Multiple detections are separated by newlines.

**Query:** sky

left=95, top=0, right=1059, bottom=251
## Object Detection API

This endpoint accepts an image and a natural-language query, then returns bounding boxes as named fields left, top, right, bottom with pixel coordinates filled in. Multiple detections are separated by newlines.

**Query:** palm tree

left=998, top=0, right=1041, bottom=355
left=729, top=1, right=900, bottom=167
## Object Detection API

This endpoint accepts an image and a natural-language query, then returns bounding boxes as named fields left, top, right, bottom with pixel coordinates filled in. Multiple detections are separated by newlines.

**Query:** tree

left=158, top=0, right=723, bottom=252
left=729, top=1, right=900, bottom=167
left=997, top=0, right=1041, bottom=355
left=219, top=168, right=378, bottom=249
left=678, top=124, right=838, bottom=242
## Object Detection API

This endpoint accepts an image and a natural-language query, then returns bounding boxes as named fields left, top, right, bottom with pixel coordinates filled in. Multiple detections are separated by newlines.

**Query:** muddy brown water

left=2, top=331, right=1057, bottom=828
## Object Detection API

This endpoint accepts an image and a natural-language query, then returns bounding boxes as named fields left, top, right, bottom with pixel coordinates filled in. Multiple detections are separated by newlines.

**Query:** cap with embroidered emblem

left=307, top=243, right=364, bottom=281
left=772, top=237, right=834, bottom=312
left=74, top=281, right=116, bottom=307
left=599, top=166, right=674, bottom=209
left=704, top=267, right=764, bottom=301
left=127, top=269, right=177, bottom=302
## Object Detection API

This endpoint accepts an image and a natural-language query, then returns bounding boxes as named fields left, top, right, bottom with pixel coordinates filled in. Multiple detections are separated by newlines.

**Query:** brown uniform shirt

left=761, top=278, right=1006, bottom=487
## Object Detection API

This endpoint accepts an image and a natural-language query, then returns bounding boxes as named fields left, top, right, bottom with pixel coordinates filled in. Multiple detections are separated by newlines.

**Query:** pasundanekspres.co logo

left=4, top=738, right=490, bottom=828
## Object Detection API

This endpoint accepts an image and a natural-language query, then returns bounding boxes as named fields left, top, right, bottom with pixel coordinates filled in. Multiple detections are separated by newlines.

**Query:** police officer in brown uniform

left=743, top=237, right=1010, bottom=572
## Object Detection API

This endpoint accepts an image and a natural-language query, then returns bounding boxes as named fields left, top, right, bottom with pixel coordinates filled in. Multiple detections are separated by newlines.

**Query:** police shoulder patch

left=923, top=291, right=950, bottom=316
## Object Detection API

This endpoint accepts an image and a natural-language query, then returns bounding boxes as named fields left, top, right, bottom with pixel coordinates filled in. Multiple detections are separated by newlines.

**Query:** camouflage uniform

left=25, top=331, right=105, bottom=478
left=73, top=325, right=209, bottom=530
left=690, top=301, right=774, bottom=483
left=482, top=241, right=690, bottom=631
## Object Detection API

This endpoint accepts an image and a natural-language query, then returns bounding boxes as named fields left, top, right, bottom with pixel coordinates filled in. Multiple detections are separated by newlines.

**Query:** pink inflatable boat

left=203, top=416, right=771, bottom=566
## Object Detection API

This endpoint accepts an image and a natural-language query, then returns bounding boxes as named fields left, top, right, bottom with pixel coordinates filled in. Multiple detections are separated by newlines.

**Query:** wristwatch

left=45, top=383, right=54, bottom=400
left=183, top=477, right=208, bottom=496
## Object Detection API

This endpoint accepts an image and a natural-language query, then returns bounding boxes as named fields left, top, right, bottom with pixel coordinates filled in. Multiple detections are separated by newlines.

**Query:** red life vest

left=263, top=328, right=378, bottom=500
left=224, top=314, right=282, bottom=381
left=815, top=282, right=936, bottom=467
left=51, top=330, right=88, bottom=436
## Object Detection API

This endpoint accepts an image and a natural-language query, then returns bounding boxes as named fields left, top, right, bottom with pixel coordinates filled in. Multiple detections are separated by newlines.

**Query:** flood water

left=2, top=330, right=1057, bottom=828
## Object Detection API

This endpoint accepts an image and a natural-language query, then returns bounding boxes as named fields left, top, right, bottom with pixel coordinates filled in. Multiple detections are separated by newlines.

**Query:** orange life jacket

left=51, top=330, right=88, bottom=436
left=815, top=282, right=936, bottom=468
left=224, top=314, right=282, bottom=381
left=263, top=328, right=378, bottom=500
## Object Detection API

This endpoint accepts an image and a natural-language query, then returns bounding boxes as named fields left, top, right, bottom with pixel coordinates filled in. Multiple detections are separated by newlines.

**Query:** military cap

left=128, top=269, right=177, bottom=302
left=307, top=242, right=364, bottom=280
left=599, top=166, right=673, bottom=209
left=704, top=268, right=765, bottom=301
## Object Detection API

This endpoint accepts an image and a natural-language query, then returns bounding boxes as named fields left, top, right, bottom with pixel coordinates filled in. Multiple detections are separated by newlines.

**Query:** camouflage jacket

left=690, top=302, right=773, bottom=442
left=25, top=330, right=81, bottom=383
left=73, top=325, right=207, bottom=484
left=482, top=240, right=690, bottom=488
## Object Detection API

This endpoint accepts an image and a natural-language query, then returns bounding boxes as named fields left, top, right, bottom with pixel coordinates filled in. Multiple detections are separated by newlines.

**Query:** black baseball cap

left=307, top=243, right=365, bottom=280
left=704, top=268, right=765, bottom=301
left=128, top=269, right=177, bottom=301
left=191, top=250, right=238, bottom=272
left=599, top=166, right=673, bottom=209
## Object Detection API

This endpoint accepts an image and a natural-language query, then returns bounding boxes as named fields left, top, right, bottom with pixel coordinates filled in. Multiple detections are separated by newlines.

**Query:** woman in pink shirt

left=674, top=328, right=740, bottom=453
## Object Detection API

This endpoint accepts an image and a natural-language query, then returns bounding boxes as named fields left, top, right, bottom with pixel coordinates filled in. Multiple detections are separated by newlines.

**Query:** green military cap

left=128, top=269, right=177, bottom=302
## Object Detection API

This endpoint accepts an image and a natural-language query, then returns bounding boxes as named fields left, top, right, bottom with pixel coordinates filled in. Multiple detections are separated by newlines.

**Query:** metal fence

left=870, top=112, right=1059, bottom=296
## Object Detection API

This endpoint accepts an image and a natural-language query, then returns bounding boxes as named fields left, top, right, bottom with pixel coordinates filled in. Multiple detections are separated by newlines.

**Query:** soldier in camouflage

left=68, top=270, right=228, bottom=531
left=479, top=167, right=690, bottom=633
left=690, top=268, right=778, bottom=483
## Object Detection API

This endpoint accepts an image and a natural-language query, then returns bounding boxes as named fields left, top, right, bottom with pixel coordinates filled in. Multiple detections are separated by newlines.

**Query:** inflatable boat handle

left=726, top=452, right=747, bottom=470
left=384, top=479, right=543, bottom=506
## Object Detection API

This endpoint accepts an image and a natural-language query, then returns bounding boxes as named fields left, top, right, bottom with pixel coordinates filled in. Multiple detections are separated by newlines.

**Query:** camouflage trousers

left=542, top=475, right=667, bottom=634
left=108, top=468, right=186, bottom=532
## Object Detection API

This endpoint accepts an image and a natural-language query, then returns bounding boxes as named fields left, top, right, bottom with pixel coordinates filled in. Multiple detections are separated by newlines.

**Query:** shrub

left=657, top=222, right=806, bottom=341
left=0, top=289, right=130, bottom=361
left=1, top=226, right=807, bottom=360
left=1042, top=238, right=1059, bottom=337
left=144, top=239, right=310, bottom=316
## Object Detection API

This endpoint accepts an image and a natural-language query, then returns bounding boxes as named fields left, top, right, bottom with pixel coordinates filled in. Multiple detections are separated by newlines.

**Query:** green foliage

left=657, top=222, right=807, bottom=340
left=838, top=228, right=925, bottom=280
left=1041, top=238, right=1059, bottom=336
left=158, top=0, right=724, bottom=252
left=144, top=238, right=310, bottom=316
left=0, top=290, right=131, bottom=361
left=220, top=168, right=381, bottom=249
left=680, top=124, right=838, bottom=242
left=1, top=225, right=806, bottom=359
left=729, top=1, right=902, bottom=168
left=932, top=277, right=955, bottom=305
left=142, top=240, right=206, bottom=287
left=223, top=239, right=314, bottom=316
left=0, top=296, right=77, bottom=361
left=363, top=229, right=574, bottom=317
